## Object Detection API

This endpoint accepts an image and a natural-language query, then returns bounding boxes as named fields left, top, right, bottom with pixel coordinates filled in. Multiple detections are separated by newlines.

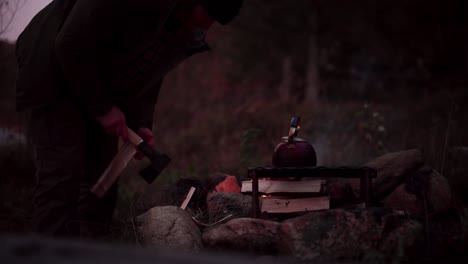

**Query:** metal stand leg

left=251, top=170, right=259, bottom=218
left=361, top=172, right=372, bottom=208
left=367, top=171, right=373, bottom=207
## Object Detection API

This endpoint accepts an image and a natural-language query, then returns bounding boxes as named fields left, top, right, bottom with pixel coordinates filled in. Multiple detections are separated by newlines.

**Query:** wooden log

left=241, top=180, right=322, bottom=194
left=261, top=196, right=330, bottom=214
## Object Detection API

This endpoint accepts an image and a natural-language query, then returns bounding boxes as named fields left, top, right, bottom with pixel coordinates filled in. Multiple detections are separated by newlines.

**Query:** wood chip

left=180, top=187, right=196, bottom=210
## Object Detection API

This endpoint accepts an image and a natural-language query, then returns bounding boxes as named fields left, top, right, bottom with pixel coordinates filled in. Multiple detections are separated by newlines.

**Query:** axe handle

left=91, top=141, right=137, bottom=197
left=127, top=127, right=163, bottom=158
left=128, top=128, right=144, bottom=146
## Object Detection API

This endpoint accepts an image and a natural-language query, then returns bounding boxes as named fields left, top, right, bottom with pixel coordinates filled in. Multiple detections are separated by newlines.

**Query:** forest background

left=0, top=0, right=467, bottom=239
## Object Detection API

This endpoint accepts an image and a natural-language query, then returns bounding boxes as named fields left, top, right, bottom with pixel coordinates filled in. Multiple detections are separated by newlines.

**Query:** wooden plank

left=261, top=196, right=330, bottom=214
left=241, top=180, right=322, bottom=194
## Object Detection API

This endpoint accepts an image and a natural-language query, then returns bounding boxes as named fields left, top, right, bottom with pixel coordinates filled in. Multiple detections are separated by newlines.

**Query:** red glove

left=134, top=127, right=155, bottom=160
left=95, top=106, right=128, bottom=140
left=190, top=4, right=215, bottom=30
left=177, top=4, right=215, bottom=37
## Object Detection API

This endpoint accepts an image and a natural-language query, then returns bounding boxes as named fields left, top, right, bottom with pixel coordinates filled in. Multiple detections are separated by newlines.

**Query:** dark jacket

left=16, top=0, right=208, bottom=129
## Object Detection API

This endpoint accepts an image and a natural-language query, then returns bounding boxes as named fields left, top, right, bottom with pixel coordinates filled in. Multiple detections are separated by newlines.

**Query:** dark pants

left=27, top=102, right=118, bottom=238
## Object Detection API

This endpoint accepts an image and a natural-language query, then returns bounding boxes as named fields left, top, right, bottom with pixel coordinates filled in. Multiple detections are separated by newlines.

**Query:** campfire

left=132, top=116, right=458, bottom=262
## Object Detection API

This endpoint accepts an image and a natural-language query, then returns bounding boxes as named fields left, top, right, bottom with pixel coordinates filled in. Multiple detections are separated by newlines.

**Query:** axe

left=91, top=128, right=171, bottom=198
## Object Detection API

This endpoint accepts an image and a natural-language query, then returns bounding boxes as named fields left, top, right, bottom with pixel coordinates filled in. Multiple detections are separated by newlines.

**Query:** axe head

left=139, top=154, right=171, bottom=183
left=136, top=141, right=171, bottom=184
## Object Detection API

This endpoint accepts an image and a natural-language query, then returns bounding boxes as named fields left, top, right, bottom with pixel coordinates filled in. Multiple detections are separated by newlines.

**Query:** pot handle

left=288, top=116, right=301, bottom=142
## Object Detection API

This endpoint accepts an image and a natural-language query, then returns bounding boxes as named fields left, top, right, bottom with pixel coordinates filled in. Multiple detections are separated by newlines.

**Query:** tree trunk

left=306, top=34, right=320, bottom=107
left=279, top=55, right=292, bottom=101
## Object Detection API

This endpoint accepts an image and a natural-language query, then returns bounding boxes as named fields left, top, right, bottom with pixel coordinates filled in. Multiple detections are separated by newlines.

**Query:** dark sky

left=1, top=0, right=51, bottom=41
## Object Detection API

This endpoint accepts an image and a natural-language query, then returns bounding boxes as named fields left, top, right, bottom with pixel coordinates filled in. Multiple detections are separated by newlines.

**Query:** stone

left=207, top=192, right=253, bottom=223
left=447, top=153, right=468, bottom=204
left=214, top=175, right=241, bottom=193
left=202, top=218, right=279, bottom=254
left=449, top=146, right=468, bottom=163
left=384, top=185, right=423, bottom=216
left=370, top=149, right=424, bottom=200
left=349, top=149, right=424, bottom=201
left=327, top=181, right=357, bottom=207
left=206, top=173, right=242, bottom=193
left=426, top=169, right=452, bottom=213
left=385, top=167, right=452, bottom=215
left=277, top=209, right=423, bottom=262
left=136, top=206, right=202, bottom=252
left=447, top=146, right=468, bottom=204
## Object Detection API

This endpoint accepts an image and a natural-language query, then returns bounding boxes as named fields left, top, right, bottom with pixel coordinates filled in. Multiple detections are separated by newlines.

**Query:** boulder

left=384, top=185, right=423, bottom=215
left=385, top=167, right=452, bottom=215
left=206, top=173, right=241, bottom=193
left=277, top=209, right=423, bottom=262
left=136, top=206, right=202, bottom=252
left=448, top=168, right=468, bottom=204
left=370, top=149, right=424, bottom=200
left=447, top=146, right=468, bottom=204
left=349, top=149, right=424, bottom=201
left=425, top=169, right=452, bottom=213
left=327, top=181, right=357, bottom=207
left=202, top=218, right=279, bottom=254
left=449, top=146, right=468, bottom=164
left=207, top=192, right=253, bottom=223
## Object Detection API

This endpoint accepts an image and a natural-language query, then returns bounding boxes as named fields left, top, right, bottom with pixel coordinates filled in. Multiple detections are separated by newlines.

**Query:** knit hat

left=199, top=0, right=244, bottom=25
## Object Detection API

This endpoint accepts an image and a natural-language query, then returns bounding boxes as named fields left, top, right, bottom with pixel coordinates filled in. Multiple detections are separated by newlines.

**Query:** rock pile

left=133, top=149, right=466, bottom=262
